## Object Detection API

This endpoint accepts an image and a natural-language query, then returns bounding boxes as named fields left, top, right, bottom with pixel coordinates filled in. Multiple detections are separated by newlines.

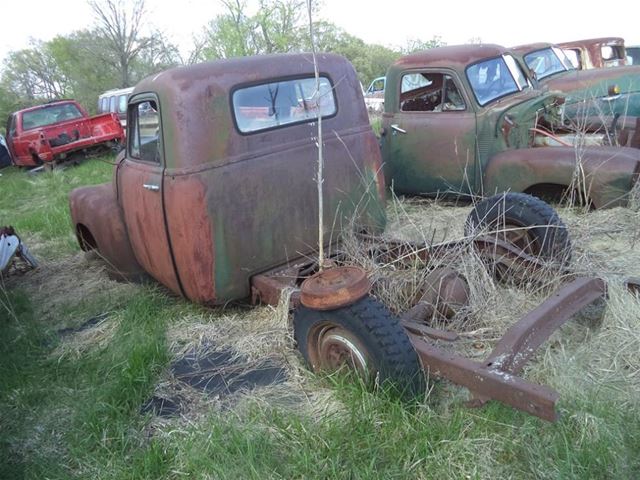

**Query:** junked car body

left=381, top=44, right=640, bottom=208
left=364, top=76, right=385, bottom=112
left=0, top=226, right=37, bottom=274
left=69, top=53, right=386, bottom=303
left=98, top=87, right=134, bottom=127
left=559, top=37, right=627, bottom=70
left=5, top=100, right=124, bottom=167
left=627, top=46, right=640, bottom=66
left=69, top=52, right=628, bottom=422
left=511, top=42, right=640, bottom=137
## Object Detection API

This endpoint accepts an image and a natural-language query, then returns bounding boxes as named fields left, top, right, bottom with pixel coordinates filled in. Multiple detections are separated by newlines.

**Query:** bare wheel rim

left=502, top=220, right=540, bottom=256
left=308, top=323, right=371, bottom=376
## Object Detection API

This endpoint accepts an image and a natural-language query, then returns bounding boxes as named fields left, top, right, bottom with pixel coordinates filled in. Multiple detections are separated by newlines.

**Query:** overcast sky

left=2, top=0, right=639, bottom=62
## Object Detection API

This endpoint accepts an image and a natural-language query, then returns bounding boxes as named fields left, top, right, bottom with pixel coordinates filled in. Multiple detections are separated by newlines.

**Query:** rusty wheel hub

left=409, top=267, right=470, bottom=321
left=502, top=222, right=538, bottom=256
left=309, top=324, right=370, bottom=374
left=300, top=266, right=371, bottom=310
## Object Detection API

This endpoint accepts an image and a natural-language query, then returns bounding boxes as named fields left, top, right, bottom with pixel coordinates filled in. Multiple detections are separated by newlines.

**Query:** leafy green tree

left=402, top=36, right=445, bottom=54
left=2, top=42, right=70, bottom=101
left=198, top=0, right=308, bottom=60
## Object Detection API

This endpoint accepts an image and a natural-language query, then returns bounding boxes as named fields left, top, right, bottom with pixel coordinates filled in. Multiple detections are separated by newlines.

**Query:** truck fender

left=483, top=146, right=640, bottom=208
left=69, top=183, right=144, bottom=279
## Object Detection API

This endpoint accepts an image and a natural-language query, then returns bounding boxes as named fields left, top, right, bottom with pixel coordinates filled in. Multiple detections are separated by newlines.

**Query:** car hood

left=542, top=65, right=640, bottom=97
left=488, top=90, right=566, bottom=148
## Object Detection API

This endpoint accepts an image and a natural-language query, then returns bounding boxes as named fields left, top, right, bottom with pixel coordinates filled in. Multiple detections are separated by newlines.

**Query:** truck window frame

left=127, top=94, right=163, bottom=165
left=398, top=70, right=467, bottom=113
left=6, top=114, right=16, bottom=138
left=230, top=74, right=339, bottom=135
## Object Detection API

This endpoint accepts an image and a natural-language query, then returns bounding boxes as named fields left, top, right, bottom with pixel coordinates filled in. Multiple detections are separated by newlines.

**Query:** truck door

left=117, top=98, right=183, bottom=295
left=383, top=71, right=477, bottom=197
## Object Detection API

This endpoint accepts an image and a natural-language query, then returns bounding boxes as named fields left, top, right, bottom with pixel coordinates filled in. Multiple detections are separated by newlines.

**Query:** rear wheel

left=465, top=192, right=572, bottom=265
left=294, top=296, right=425, bottom=397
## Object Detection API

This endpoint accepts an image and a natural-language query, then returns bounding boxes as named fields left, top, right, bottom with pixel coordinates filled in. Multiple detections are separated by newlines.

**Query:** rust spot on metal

left=400, top=319, right=459, bottom=342
left=300, top=266, right=371, bottom=311
left=164, top=176, right=216, bottom=303
left=402, top=267, right=470, bottom=324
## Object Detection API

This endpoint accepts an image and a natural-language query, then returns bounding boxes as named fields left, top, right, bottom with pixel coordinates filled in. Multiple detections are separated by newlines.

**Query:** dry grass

left=342, top=195, right=640, bottom=408
left=153, top=193, right=640, bottom=420
left=4, top=251, right=133, bottom=325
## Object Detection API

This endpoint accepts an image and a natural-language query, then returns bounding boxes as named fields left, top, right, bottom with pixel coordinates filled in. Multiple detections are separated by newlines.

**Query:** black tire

left=465, top=192, right=572, bottom=264
left=293, top=296, right=425, bottom=398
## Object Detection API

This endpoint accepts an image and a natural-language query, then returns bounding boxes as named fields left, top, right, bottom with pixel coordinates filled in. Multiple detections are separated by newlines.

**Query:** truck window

left=563, top=49, right=582, bottom=69
left=400, top=73, right=465, bottom=112
left=367, top=78, right=385, bottom=93
left=118, top=94, right=127, bottom=114
left=466, top=55, right=528, bottom=106
left=109, top=96, right=117, bottom=113
left=232, top=76, right=336, bottom=133
left=129, top=100, right=160, bottom=163
left=601, top=45, right=625, bottom=66
left=22, top=103, right=83, bottom=130
left=99, top=97, right=108, bottom=113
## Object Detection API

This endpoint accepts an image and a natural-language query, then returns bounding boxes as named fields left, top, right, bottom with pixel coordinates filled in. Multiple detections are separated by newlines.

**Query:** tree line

left=0, top=0, right=443, bottom=123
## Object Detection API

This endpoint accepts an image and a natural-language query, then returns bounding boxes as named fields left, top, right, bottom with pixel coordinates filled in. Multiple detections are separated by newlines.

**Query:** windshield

left=523, top=47, right=574, bottom=80
left=466, top=54, right=530, bottom=106
left=22, top=103, right=83, bottom=130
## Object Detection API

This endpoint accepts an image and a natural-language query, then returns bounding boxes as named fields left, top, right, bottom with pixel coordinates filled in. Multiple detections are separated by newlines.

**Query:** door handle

left=143, top=183, right=160, bottom=192
left=391, top=124, right=407, bottom=134
left=602, top=94, right=621, bottom=102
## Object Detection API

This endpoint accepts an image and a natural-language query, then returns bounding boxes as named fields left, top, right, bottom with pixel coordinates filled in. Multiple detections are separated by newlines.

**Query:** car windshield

left=22, top=103, right=83, bottom=130
left=466, top=54, right=530, bottom=106
left=523, top=47, right=575, bottom=80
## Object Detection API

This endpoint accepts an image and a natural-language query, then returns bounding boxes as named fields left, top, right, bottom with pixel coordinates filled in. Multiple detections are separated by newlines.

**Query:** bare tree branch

left=88, top=0, right=155, bottom=87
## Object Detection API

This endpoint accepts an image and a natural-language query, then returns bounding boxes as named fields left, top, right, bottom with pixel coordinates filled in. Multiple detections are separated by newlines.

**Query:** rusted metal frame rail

left=406, top=277, right=606, bottom=421
left=249, top=238, right=608, bottom=421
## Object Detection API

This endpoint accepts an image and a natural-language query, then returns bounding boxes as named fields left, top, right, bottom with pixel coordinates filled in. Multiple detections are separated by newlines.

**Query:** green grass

left=0, top=158, right=113, bottom=257
left=1, top=158, right=640, bottom=478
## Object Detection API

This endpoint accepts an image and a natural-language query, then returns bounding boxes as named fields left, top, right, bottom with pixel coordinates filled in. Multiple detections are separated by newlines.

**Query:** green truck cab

left=381, top=44, right=640, bottom=208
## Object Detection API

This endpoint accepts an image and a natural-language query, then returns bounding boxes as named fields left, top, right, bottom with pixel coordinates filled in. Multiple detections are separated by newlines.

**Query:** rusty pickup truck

left=69, top=52, right=618, bottom=421
left=6, top=100, right=124, bottom=167
left=381, top=44, right=640, bottom=208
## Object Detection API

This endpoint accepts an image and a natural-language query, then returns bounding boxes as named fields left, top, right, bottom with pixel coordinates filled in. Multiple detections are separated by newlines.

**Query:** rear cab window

left=232, top=76, right=337, bottom=134
left=601, top=45, right=625, bottom=66
left=128, top=100, right=161, bottom=163
left=22, top=103, right=83, bottom=130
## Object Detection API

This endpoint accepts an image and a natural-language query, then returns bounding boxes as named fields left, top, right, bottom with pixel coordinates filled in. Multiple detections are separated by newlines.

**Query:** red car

left=5, top=100, right=124, bottom=167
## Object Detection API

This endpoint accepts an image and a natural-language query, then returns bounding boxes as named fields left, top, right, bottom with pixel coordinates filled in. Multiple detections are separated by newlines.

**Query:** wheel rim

left=501, top=220, right=540, bottom=256
left=307, top=323, right=371, bottom=376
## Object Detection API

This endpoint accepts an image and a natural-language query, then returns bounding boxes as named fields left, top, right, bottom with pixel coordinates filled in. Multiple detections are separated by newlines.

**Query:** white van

left=98, top=87, right=134, bottom=127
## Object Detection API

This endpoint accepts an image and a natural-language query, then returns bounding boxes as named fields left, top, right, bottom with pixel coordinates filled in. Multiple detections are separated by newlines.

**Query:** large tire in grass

left=293, top=295, right=425, bottom=398
left=465, top=192, right=572, bottom=265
